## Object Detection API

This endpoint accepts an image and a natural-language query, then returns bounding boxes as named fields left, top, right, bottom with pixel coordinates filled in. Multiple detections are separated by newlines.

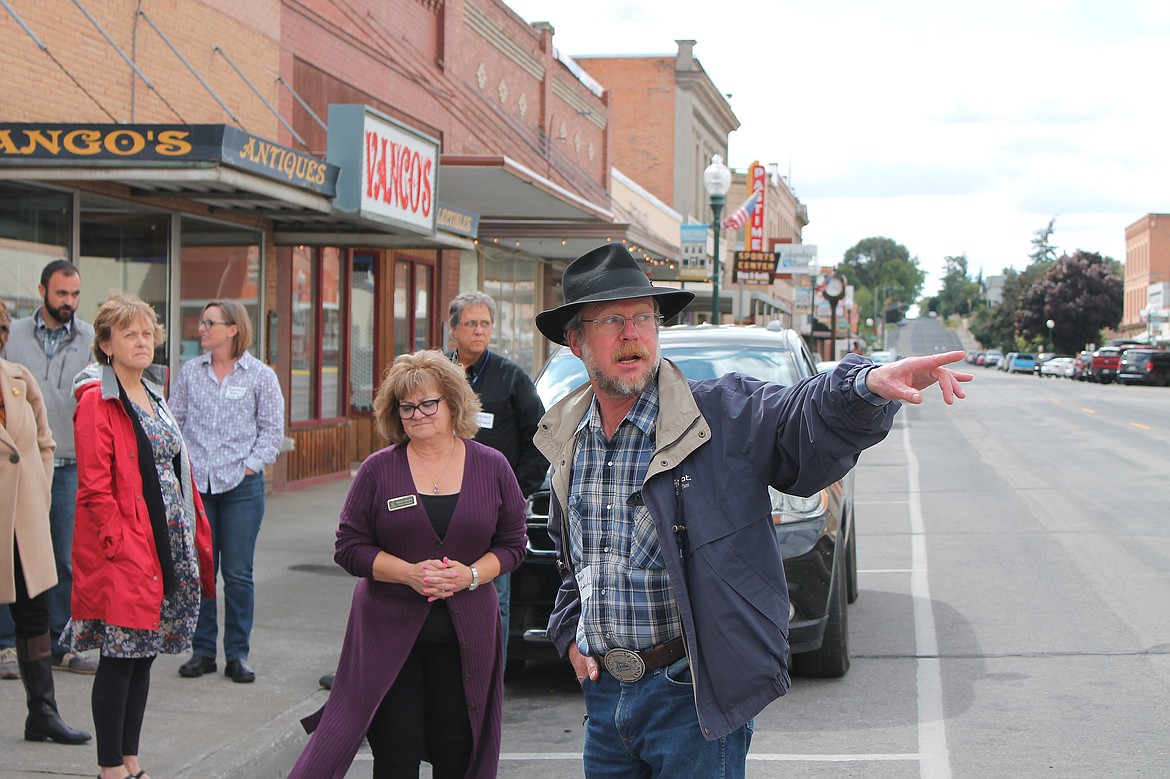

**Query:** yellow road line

left=1130, top=422, right=1152, bottom=430
left=1081, top=408, right=1097, bottom=414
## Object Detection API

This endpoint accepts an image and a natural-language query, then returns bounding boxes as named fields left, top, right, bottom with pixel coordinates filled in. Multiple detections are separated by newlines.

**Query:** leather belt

left=601, top=637, right=686, bottom=683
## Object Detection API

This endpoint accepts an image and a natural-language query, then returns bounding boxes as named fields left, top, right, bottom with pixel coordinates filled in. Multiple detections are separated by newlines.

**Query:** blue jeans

left=581, top=656, right=753, bottom=779
left=3, top=464, right=77, bottom=655
left=48, top=464, right=78, bottom=658
left=191, top=473, right=265, bottom=662
left=496, top=572, right=510, bottom=664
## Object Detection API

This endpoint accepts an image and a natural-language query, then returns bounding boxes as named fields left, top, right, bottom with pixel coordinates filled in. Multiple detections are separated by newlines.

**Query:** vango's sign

left=0, top=124, right=338, bottom=196
left=327, top=105, right=439, bottom=235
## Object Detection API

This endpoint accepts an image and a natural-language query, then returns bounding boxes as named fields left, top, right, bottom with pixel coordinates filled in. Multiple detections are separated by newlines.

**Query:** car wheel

left=1155, top=371, right=1168, bottom=388
left=791, top=553, right=849, bottom=678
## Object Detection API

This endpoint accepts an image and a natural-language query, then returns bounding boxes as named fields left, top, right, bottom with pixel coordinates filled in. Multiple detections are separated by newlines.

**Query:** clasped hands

left=409, top=556, right=474, bottom=602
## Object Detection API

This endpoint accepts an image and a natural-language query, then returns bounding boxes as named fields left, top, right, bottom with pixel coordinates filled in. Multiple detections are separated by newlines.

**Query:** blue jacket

left=533, top=354, right=898, bottom=739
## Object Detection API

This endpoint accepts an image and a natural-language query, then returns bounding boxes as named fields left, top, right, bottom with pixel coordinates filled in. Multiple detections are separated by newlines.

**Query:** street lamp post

left=702, top=154, right=731, bottom=324
left=1046, top=318, right=1055, bottom=352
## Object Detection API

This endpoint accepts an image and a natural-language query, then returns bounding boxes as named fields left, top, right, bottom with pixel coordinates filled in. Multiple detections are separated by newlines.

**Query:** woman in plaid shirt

left=169, top=300, right=284, bottom=684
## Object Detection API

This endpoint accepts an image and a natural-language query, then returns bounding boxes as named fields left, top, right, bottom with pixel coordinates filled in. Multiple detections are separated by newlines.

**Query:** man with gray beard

left=532, top=244, right=971, bottom=778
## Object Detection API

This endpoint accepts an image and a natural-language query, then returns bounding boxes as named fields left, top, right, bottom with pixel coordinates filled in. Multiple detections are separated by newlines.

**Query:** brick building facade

left=0, top=0, right=680, bottom=485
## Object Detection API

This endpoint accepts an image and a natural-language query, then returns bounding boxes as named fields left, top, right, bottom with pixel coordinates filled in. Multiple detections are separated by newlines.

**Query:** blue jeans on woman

left=191, top=473, right=265, bottom=663
left=580, top=655, right=753, bottom=779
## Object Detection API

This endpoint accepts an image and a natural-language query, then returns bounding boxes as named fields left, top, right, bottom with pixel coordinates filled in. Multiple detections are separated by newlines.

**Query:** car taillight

left=770, top=487, right=827, bottom=524
left=1146, top=361, right=1154, bottom=373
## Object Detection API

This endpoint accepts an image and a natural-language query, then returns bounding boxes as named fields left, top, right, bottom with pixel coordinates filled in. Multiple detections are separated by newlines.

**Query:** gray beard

left=581, top=342, right=661, bottom=399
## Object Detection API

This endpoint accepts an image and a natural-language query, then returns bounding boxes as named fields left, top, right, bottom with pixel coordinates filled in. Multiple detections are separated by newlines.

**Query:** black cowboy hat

left=535, top=244, right=694, bottom=345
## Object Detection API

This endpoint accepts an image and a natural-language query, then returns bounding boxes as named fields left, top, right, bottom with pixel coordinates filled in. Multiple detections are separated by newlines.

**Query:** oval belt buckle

left=603, top=648, right=645, bottom=682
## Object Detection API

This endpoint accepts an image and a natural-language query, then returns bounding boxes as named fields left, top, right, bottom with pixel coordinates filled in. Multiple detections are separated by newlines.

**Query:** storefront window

left=291, top=246, right=347, bottom=423
left=321, top=247, right=343, bottom=417
left=0, top=184, right=72, bottom=316
left=349, top=253, right=376, bottom=412
left=482, top=247, right=539, bottom=374
left=79, top=198, right=169, bottom=358
left=392, top=252, right=435, bottom=358
left=177, top=216, right=263, bottom=368
left=291, top=246, right=317, bottom=423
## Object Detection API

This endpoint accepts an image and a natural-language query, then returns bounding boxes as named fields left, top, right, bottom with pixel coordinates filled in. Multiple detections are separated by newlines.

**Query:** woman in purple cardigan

left=289, top=350, right=527, bottom=779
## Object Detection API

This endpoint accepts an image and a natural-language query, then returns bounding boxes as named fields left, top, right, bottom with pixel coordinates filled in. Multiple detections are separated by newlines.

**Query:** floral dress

left=61, top=392, right=202, bottom=658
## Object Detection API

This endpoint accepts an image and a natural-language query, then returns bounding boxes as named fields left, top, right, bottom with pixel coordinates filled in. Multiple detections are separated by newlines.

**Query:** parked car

left=816, top=359, right=841, bottom=374
left=1000, top=351, right=1017, bottom=371
left=1009, top=352, right=1036, bottom=374
left=1090, top=346, right=1124, bottom=384
left=511, top=325, right=859, bottom=677
left=869, top=349, right=898, bottom=364
left=1033, top=352, right=1072, bottom=377
left=984, top=349, right=1003, bottom=367
left=1040, top=356, right=1075, bottom=378
left=1118, top=348, right=1170, bottom=386
left=1071, top=351, right=1094, bottom=381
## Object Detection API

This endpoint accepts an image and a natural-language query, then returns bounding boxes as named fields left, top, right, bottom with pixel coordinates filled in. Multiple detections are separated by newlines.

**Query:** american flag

left=721, top=191, right=761, bottom=230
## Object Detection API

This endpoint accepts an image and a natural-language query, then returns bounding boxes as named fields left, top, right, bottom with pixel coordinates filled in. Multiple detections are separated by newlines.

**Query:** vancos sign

left=327, top=105, right=439, bottom=235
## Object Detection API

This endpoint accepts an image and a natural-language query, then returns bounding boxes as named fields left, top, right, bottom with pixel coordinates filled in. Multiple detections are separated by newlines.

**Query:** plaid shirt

left=33, top=309, right=72, bottom=359
left=169, top=350, right=285, bottom=494
left=569, top=381, right=681, bottom=656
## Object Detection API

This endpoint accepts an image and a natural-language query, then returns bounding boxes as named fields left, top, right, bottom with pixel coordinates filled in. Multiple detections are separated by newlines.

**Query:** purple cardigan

left=289, top=440, right=527, bottom=779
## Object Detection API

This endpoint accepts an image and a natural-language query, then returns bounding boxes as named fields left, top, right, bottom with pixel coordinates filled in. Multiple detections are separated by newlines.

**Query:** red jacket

left=73, top=369, right=214, bottom=631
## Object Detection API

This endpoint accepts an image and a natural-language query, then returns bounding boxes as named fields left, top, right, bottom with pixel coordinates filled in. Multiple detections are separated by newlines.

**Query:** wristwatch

left=467, top=565, right=480, bottom=591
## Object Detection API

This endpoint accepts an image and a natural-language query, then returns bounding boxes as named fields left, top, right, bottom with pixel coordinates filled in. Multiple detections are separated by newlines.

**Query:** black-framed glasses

left=459, top=319, right=493, bottom=330
left=397, top=397, right=444, bottom=419
left=198, top=319, right=230, bottom=329
left=580, top=313, right=663, bottom=335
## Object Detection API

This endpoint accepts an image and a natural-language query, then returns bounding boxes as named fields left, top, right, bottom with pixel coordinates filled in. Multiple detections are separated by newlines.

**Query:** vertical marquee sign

left=327, top=104, right=439, bottom=235
left=747, top=161, right=767, bottom=252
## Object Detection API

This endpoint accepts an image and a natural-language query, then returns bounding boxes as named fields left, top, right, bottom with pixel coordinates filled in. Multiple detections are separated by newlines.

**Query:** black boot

left=16, top=633, right=92, bottom=745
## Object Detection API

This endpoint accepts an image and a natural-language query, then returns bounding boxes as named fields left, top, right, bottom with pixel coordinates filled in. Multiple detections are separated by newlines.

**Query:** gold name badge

left=387, top=494, right=418, bottom=512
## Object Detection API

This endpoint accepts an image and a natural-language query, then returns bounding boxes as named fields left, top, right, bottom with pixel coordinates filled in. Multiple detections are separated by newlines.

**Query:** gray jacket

left=3, top=315, right=95, bottom=461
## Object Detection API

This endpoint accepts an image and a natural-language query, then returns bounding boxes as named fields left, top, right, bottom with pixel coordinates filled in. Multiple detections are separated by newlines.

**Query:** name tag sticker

left=225, top=385, right=247, bottom=400
left=386, top=495, right=418, bottom=512
left=575, top=564, right=593, bottom=603
left=476, top=411, right=495, bottom=429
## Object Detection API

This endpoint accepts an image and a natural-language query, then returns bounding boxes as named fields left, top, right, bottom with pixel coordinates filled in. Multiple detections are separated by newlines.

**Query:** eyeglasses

left=198, top=319, right=230, bottom=329
left=459, top=320, right=493, bottom=330
left=397, top=397, right=444, bottom=419
left=580, top=313, right=663, bottom=334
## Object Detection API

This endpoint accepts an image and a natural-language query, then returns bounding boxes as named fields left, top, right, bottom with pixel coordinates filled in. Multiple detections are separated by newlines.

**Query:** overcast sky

left=506, top=0, right=1168, bottom=295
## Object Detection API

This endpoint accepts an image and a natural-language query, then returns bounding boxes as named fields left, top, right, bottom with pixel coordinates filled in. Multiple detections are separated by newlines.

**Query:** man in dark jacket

left=447, top=291, right=547, bottom=662
left=532, top=244, right=971, bottom=778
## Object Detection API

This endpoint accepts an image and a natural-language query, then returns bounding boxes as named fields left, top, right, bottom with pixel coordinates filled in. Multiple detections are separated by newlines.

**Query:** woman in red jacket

left=62, top=293, right=214, bottom=779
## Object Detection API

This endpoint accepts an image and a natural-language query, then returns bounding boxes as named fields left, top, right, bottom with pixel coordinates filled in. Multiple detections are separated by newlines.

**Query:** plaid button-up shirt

left=33, top=309, right=71, bottom=360
left=169, top=350, right=285, bottom=494
left=569, top=381, right=681, bottom=656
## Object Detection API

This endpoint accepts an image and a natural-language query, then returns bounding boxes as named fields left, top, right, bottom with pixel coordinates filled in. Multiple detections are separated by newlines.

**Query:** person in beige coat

left=0, top=299, right=90, bottom=745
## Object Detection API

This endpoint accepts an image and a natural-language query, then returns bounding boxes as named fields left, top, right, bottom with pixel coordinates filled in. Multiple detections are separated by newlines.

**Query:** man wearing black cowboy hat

left=532, top=243, right=971, bottom=777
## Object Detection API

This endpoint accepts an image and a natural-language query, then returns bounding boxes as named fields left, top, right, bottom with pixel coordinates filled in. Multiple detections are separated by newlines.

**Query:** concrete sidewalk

left=1, top=476, right=359, bottom=779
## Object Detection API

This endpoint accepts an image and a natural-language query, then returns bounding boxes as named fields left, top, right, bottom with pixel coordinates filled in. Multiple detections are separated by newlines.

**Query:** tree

left=1014, top=251, right=1123, bottom=353
left=839, top=237, right=927, bottom=309
left=1029, top=217, right=1059, bottom=265
left=969, top=265, right=1047, bottom=350
left=933, top=254, right=985, bottom=318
